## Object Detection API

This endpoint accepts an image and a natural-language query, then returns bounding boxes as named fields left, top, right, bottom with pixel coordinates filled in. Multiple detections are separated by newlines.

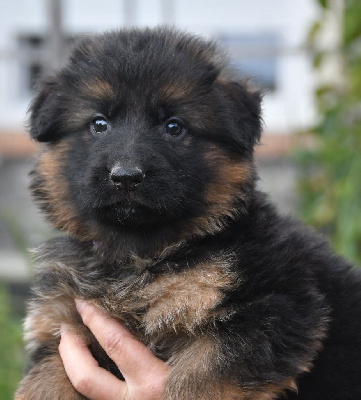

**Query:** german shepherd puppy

left=16, top=28, right=361, bottom=400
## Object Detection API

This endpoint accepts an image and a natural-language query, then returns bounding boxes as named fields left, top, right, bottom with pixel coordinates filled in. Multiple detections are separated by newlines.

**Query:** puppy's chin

left=93, top=203, right=175, bottom=228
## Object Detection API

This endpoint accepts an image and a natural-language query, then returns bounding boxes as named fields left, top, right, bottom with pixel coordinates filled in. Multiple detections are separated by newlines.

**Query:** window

left=220, top=33, right=281, bottom=92
left=18, top=35, right=45, bottom=94
left=18, top=34, right=79, bottom=97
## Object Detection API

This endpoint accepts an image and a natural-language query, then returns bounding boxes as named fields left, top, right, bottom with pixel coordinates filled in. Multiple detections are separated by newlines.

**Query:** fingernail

left=60, top=323, right=70, bottom=336
left=75, top=299, right=87, bottom=314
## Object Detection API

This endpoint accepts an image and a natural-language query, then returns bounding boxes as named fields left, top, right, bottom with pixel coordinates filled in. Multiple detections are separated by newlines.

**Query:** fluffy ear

left=29, top=77, right=63, bottom=142
left=219, top=80, right=263, bottom=151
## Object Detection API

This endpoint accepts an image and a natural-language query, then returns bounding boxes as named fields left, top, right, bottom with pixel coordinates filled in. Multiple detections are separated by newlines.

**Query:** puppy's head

left=29, top=28, right=262, bottom=253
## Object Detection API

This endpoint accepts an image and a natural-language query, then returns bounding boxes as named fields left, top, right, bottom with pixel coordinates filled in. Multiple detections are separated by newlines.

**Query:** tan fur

left=205, top=147, right=253, bottom=203
left=63, top=109, right=96, bottom=132
left=35, top=141, right=253, bottom=258
left=25, top=142, right=303, bottom=400
left=218, top=377, right=297, bottom=400
left=96, top=252, right=238, bottom=341
left=24, top=251, right=237, bottom=344
left=184, top=146, right=254, bottom=238
left=19, top=28, right=323, bottom=400
left=256, top=377, right=298, bottom=400
left=164, top=335, right=221, bottom=399
left=293, top=325, right=327, bottom=375
left=15, top=354, right=85, bottom=400
left=82, top=78, right=115, bottom=101
left=139, top=256, right=237, bottom=335
left=36, top=143, right=90, bottom=239
left=160, top=81, right=194, bottom=101
left=20, top=254, right=239, bottom=399
left=165, top=336, right=297, bottom=400
left=24, top=295, right=86, bottom=352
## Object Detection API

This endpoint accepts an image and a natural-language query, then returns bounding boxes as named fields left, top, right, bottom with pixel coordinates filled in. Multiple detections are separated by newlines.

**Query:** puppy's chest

left=102, top=256, right=237, bottom=337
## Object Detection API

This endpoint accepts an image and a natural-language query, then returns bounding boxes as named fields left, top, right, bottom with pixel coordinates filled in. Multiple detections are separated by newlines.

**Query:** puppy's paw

left=15, top=354, right=86, bottom=400
left=162, top=336, right=298, bottom=400
left=162, top=336, right=229, bottom=400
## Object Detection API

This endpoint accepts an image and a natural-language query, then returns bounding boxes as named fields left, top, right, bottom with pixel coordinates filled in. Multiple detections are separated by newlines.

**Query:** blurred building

left=0, top=0, right=325, bottom=288
left=0, top=0, right=317, bottom=138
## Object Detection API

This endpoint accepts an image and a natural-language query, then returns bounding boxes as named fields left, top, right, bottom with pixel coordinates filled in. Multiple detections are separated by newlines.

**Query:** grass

left=0, top=286, right=25, bottom=400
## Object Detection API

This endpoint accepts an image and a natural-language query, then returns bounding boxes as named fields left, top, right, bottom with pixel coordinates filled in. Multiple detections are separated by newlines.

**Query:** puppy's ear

left=29, top=77, right=62, bottom=142
left=219, top=79, right=263, bottom=151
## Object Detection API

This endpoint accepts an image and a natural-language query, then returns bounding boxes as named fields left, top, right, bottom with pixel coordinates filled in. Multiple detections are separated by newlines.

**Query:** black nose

left=110, top=166, right=144, bottom=191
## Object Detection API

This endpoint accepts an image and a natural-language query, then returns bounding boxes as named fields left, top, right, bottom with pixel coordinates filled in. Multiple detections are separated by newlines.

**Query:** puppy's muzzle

left=110, top=166, right=144, bottom=191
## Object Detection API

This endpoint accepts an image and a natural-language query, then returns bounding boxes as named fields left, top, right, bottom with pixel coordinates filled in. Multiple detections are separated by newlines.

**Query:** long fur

left=16, top=28, right=361, bottom=400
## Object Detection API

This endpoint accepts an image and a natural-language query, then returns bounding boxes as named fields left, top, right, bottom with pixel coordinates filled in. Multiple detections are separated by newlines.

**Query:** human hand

left=59, top=299, right=169, bottom=400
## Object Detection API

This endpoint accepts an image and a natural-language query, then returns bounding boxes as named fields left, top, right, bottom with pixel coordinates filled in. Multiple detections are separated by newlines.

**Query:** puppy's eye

left=165, top=119, right=185, bottom=136
left=91, top=117, right=108, bottom=134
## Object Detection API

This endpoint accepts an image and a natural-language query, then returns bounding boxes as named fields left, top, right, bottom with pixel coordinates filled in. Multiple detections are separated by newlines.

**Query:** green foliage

left=296, top=0, right=361, bottom=265
left=0, top=287, right=25, bottom=400
left=317, top=0, right=329, bottom=9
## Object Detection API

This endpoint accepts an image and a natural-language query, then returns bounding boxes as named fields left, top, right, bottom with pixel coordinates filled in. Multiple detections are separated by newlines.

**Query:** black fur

left=18, top=28, right=361, bottom=400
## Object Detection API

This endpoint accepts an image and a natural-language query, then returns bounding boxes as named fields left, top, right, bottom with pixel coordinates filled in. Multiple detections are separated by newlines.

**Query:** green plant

left=0, top=287, right=25, bottom=399
left=296, top=0, right=361, bottom=265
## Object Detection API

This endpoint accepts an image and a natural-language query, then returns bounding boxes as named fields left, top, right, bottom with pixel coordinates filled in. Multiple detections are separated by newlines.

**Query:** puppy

left=16, top=28, right=361, bottom=400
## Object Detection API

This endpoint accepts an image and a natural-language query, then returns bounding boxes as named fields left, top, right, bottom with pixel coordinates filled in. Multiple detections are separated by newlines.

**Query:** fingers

left=59, top=325, right=127, bottom=400
left=75, top=299, right=169, bottom=388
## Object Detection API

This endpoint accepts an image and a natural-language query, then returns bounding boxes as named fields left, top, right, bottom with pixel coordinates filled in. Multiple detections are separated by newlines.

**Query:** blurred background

left=0, top=0, right=360, bottom=397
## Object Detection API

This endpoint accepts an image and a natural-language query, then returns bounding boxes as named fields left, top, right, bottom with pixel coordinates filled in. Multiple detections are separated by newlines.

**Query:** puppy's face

left=30, top=29, right=262, bottom=243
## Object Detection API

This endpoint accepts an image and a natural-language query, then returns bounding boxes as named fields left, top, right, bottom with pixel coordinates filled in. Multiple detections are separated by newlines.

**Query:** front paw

left=162, top=336, right=298, bottom=400
left=162, top=336, right=229, bottom=400
left=15, top=354, right=86, bottom=400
